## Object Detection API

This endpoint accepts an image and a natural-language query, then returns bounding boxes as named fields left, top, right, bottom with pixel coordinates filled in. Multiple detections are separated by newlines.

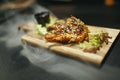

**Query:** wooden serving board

left=21, top=25, right=120, bottom=65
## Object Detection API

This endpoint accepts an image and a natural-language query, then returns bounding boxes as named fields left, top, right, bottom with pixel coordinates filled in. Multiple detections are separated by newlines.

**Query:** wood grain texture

left=21, top=25, right=120, bottom=65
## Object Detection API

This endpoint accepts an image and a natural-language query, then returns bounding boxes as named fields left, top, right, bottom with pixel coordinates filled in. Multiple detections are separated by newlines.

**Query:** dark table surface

left=0, top=1, right=120, bottom=80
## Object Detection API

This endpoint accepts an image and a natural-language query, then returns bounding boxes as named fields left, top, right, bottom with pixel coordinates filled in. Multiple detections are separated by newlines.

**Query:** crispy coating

left=45, top=16, right=89, bottom=43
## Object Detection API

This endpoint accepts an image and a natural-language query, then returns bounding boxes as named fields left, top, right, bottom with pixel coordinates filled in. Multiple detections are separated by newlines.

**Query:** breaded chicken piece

left=45, top=16, right=89, bottom=43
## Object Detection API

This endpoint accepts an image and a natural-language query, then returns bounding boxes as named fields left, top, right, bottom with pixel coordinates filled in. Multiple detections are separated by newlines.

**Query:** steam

left=20, top=43, right=120, bottom=80
left=21, top=44, right=57, bottom=64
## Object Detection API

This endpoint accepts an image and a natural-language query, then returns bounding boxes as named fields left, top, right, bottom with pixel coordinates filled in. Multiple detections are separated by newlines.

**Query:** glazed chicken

left=45, top=16, right=89, bottom=43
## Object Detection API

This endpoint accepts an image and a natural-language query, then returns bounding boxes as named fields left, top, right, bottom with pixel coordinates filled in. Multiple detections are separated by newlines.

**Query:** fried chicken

left=45, top=16, right=89, bottom=43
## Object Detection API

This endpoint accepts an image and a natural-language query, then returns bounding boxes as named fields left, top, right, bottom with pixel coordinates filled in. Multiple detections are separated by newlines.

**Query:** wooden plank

left=21, top=25, right=120, bottom=65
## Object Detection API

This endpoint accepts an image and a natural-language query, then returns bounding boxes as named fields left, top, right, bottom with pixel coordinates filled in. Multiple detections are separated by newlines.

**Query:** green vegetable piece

left=35, top=24, right=47, bottom=35
left=79, top=31, right=107, bottom=49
